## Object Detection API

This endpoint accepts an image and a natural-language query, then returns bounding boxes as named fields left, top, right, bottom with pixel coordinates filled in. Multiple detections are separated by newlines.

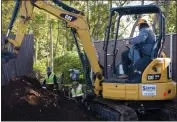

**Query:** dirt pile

left=1, top=76, right=99, bottom=121
left=2, top=76, right=60, bottom=121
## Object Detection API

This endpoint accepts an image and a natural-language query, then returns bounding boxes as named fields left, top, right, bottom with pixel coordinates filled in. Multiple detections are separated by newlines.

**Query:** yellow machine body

left=102, top=58, right=176, bottom=100
left=6, top=0, right=176, bottom=102
left=103, top=82, right=176, bottom=100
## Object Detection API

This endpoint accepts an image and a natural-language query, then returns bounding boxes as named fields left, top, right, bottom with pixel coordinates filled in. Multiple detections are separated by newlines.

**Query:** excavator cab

left=104, top=5, right=165, bottom=81
left=101, top=5, right=176, bottom=100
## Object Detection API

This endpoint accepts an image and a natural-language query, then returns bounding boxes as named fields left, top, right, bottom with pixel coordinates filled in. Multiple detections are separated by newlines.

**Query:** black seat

left=128, top=39, right=160, bottom=82
left=151, top=38, right=160, bottom=59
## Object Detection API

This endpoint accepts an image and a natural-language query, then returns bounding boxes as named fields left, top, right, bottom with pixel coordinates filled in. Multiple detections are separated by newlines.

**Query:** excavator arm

left=3, top=0, right=103, bottom=95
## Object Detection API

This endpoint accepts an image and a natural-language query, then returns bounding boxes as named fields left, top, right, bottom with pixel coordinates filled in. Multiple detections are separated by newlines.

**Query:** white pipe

left=90, top=68, right=93, bottom=85
left=170, top=34, right=173, bottom=60
left=170, top=34, right=173, bottom=79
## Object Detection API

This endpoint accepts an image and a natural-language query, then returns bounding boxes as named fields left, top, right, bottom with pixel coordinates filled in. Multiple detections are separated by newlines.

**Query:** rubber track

left=162, top=102, right=177, bottom=121
left=93, top=98, right=138, bottom=121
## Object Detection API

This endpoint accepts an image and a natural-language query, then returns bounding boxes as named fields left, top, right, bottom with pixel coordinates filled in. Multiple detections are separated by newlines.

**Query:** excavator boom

left=3, top=0, right=103, bottom=94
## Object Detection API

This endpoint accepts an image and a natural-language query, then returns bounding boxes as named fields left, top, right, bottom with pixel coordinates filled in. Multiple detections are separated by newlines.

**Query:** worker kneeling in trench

left=69, top=69, right=84, bottom=103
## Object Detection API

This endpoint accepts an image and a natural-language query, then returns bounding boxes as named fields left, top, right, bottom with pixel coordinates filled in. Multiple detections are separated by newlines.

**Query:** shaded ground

left=1, top=76, right=99, bottom=121
left=2, top=76, right=176, bottom=121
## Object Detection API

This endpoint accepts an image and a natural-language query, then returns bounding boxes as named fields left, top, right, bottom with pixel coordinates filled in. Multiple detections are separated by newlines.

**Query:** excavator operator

left=118, top=18, right=156, bottom=79
left=42, top=66, right=58, bottom=90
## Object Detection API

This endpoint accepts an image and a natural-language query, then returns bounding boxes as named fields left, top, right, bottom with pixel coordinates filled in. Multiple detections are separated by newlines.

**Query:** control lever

left=115, top=48, right=119, bottom=56
left=125, top=46, right=130, bottom=50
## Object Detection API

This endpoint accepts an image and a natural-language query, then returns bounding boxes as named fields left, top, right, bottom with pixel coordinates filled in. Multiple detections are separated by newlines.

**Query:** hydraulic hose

left=8, top=0, right=21, bottom=31
left=52, top=0, right=84, bottom=15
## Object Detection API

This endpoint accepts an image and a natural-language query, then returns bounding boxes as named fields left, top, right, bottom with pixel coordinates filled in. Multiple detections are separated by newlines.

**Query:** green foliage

left=2, top=0, right=16, bottom=34
left=54, top=51, right=83, bottom=83
left=2, top=1, right=176, bottom=84
left=165, top=1, right=177, bottom=33
left=149, top=1, right=177, bottom=34
left=33, top=59, right=47, bottom=74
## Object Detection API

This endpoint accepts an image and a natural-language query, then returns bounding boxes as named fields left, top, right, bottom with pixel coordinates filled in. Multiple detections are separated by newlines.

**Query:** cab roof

left=111, top=5, right=161, bottom=15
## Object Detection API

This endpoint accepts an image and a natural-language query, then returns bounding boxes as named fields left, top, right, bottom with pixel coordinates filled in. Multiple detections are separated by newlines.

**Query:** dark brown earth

left=1, top=76, right=99, bottom=121
left=2, top=76, right=177, bottom=121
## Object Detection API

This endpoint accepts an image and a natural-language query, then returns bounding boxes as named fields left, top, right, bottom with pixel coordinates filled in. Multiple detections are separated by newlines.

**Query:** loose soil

left=2, top=76, right=176, bottom=121
left=1, top=76, right=99, bottom=121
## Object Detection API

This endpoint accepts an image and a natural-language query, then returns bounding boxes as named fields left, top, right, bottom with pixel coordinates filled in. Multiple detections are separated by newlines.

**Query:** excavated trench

left=1, top=76, right=176, bottom=121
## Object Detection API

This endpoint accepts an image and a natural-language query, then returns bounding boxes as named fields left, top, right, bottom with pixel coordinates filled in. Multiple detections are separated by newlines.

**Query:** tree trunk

left=64, top=22, right=68, bottom=51
left=152, top=0, right=170, bottom=33
left=91, top=1, right=97, bottom=37
left=152, top=0, right=159, bottom=33
left=54, top=20, right=60, bottom=57
left=86, top=1, right=89, bottom=23
left=61, top=41, right=65, bottom=56
left=61, top=29, right=66, bottom=56
left=47, top=12, right=50, bottom=67
left=109, top=0, right=114, bottom=39
left=152, top=14, right=158, bottom=33
left=129, top=0, right=144, bottom=37
left=119, top=0, right=128, bottom=6
left=96, top=1, right=99, bottom=40
left=35, top=38, right=38, bottom=63
left=120, top=19, right=134, bottom=37
left=164, top=1, right=170, bottom=24
left=50, top=21, right=53, bottom=72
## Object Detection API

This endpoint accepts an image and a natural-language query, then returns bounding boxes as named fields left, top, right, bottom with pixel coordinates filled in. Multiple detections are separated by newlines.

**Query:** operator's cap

left=137, top=18, right=148, bottom=26
left=46, top=66, right=51, bottom=71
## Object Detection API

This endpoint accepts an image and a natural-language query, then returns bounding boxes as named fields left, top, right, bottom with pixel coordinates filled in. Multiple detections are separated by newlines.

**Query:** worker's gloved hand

left=2, top=55, right=10, bottom=63
left=42, top=85, right=47, bottom=89
left=41, top=82, right=47, bottom=89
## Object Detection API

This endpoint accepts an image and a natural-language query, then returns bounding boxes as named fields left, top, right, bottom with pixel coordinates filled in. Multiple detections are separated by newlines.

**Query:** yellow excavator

left=3, top=0, right=176, bottom=120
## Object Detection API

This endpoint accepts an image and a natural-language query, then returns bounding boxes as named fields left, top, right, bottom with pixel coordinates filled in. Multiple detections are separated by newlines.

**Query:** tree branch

left=129, top=0, right=144, bottom=37
left=152, top=0, right=159, bottom=32
left=119, top=19, right=135, bottom=37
